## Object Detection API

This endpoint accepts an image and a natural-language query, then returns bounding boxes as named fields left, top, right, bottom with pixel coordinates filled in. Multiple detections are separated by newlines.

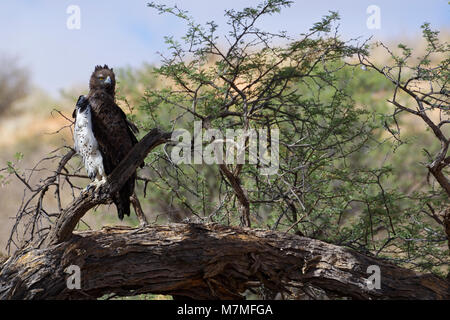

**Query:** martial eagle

left=72, top=65, right=139, bottom=220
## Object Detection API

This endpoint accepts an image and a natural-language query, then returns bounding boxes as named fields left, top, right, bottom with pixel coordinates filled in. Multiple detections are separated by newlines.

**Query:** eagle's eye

left=98, top=76, right=105, bottom=81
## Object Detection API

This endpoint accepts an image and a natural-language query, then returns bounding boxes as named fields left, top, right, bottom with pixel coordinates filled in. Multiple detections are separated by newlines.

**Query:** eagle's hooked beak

left=104, top=76, right=112, bottom=85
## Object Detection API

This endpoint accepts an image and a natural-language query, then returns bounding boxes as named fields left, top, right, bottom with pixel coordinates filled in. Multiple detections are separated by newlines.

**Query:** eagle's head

left=89, top=64, right=116, bottom=96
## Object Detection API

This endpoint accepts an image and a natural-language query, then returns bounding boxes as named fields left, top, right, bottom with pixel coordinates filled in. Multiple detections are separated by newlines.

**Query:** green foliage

left=114, top=1, right=449, bottom=274
left=14, top=152, right=24, bottom=161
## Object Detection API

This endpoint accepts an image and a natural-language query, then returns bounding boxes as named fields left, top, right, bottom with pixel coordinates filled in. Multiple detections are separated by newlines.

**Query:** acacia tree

left=358, top=23, right=449, bottom=261
left=0, top=0, right=448, bottom=299
left=143, top=2, right=375, bottom=232
left=140, top=1, right=448, bottom=274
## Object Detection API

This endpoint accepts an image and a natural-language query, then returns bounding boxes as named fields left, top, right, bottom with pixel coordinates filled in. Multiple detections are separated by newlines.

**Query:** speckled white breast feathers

left=73, top=97, right=107, bottom=190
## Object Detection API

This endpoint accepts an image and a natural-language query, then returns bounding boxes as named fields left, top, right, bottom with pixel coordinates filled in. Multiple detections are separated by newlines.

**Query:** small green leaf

left=14, top=152, right=24, bottom=161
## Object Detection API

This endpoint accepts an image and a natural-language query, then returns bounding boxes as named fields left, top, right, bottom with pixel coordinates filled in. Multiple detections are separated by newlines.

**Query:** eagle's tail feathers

left=114, top=193, right=131, bottom=220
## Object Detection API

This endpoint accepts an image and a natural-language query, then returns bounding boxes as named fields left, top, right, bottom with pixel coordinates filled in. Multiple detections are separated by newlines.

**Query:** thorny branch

left=4, top=126, right=171, bottom=252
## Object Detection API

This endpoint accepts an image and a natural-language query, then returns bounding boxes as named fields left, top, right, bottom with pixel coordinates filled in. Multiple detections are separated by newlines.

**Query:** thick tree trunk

left=0, top=223, right=448, bottom=300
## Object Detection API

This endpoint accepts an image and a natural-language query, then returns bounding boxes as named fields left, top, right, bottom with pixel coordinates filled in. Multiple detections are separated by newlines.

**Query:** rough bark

left=43, top=128, right=171, bottom=247
left=0, top=223, right=448, bottom=300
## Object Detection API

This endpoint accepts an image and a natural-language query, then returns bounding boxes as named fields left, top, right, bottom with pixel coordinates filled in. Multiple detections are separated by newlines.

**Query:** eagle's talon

left=87, top=177, right=107, bottom=193
left=81, top=184, right=93, bottom=194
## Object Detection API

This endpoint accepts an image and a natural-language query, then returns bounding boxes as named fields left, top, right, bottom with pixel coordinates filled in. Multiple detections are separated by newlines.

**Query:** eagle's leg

left=91, top=174, right=107, bottom=191
left=83, top=174, right=107, bottom=193
left=83, top=180, right=97, bottom=193
left=82, top=170, right=95, bottom=192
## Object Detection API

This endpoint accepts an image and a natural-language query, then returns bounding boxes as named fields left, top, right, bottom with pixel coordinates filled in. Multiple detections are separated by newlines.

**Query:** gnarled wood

left=0, top=223, right=447, bottom=300
left=43, top=128, right=171, bottom=247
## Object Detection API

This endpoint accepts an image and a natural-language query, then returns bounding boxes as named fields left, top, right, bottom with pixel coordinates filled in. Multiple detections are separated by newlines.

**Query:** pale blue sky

left=0, top=0, right=448, bottom=96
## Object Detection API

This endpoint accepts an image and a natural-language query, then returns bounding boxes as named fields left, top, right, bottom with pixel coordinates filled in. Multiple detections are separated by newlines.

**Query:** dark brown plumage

left=86, top=64, right=139, bottom=220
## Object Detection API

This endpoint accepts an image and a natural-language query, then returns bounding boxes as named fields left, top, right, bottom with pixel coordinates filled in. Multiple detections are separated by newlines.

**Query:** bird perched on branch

left=72, top=64, right=140, bottom=220
left=73, top=95, right=106, bottom=191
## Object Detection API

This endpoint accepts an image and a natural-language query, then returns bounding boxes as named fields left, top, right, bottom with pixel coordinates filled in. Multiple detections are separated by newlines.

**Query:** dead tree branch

left=43, top=128, right=172, bottom=247
left=0, top=223, right=448, bottom=300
